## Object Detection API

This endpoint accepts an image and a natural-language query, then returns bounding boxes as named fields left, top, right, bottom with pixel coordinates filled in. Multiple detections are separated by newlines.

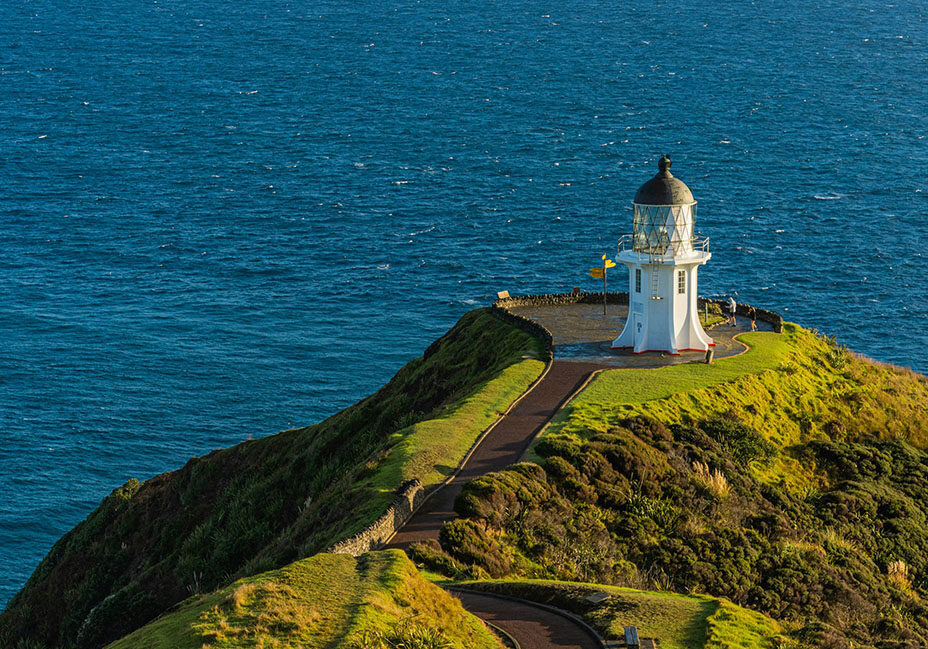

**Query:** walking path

left=454, top=591, right=602, bottom=649
left=385, top=305, right=764, bottom=645
left=386, top=360, right=604, bottom=550
left=386, top=359, right=607, bottom=648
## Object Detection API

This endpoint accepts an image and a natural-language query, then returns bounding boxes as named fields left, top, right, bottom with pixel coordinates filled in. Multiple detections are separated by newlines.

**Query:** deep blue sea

left=1, top=0, right=926, bottom=607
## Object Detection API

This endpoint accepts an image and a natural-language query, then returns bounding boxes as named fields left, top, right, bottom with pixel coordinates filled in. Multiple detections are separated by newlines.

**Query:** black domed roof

left=633, top=155, right=695, bottom=205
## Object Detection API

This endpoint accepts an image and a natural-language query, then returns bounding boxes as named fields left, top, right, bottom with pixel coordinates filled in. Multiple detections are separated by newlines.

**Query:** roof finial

left=658, top=154, right=671, bottom=174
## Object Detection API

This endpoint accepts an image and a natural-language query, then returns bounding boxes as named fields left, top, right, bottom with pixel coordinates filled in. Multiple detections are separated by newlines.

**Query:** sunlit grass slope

left=547, top=323, right=928, bottom=491
left=108, top=551, right=502, bottom=649
left=1, top=308, right=544, bottom=649
left=348, top=355, right=544, bottom=533
left=457, top=580, right=787, bottom=649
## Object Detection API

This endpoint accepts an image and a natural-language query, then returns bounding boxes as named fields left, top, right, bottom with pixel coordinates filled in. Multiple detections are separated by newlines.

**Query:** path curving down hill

left=387, top=360, right=603, bottom=550
left=455, top=591, right=602, bottom=649
left=386, top=360, right=607, bottom=648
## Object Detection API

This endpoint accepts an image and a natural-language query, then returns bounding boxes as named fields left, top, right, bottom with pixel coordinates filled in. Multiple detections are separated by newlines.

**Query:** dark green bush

left=699, top=416, right=777, bottom=464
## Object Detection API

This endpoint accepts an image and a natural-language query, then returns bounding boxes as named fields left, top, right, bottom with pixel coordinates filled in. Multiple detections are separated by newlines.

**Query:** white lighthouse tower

left=612, top=156, right=714, bottom=354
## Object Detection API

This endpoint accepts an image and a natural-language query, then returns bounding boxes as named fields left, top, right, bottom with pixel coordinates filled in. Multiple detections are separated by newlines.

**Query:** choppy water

left=1, top=0, right=926, bottom=607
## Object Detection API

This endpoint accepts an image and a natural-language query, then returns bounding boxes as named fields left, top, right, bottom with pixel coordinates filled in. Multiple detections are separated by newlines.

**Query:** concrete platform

left=509, top=303, right=774, bottom=369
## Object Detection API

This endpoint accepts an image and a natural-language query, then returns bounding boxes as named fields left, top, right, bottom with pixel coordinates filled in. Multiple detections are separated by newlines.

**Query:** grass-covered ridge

left=0, top=309, right=545, bottom=649
left=456, top=579, right=786, bottom=649
left=559, top=324, right=927, bottom=449
left=423, top=325, right=928, bottom=647
left=108, top=551, right=502, bottom=649
left=548, top=324, right=928, bottom=493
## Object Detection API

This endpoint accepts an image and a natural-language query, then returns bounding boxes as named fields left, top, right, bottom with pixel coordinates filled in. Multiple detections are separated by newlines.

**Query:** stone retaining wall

left=495, top=291, right=629, bottom=308
left=329, top=479, right=424, bottom=556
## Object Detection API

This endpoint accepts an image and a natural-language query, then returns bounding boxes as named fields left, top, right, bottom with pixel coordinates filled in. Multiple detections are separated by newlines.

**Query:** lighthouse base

left=612, top=257, right=713, bottom=355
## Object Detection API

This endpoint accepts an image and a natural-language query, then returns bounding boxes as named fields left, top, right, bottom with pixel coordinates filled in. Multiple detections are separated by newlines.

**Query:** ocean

left=1, top=0, right=925, bottom=607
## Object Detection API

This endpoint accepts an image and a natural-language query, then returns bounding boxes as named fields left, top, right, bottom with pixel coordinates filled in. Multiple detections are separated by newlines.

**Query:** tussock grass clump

left=691, top=461, right=729, bottom=498
left=886, top=560, right=912, bottom=591
left=346, top=619, right=452, bottom=649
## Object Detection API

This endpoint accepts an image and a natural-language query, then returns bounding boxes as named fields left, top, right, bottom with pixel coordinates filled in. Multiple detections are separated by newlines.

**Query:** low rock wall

left=495, top=291, right=629, bottom=308
left=490, top=305, right=554, bottom=361
left=329, top=479, right=424, bottom=556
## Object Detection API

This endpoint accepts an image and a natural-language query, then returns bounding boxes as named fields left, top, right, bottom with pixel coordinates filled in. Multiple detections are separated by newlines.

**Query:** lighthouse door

left=631, top=298, right=644, bottom=348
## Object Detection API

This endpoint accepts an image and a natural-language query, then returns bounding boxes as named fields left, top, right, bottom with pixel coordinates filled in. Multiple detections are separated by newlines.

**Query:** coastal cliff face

left=0, top=309, right=543, bottom=649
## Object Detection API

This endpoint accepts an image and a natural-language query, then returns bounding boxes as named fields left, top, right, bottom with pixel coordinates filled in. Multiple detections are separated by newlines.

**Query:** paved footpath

left=455, top=591, right=601, bottom=649
left=386, top=360, right=607, bottom=648
left=387, top=360, right=604, bottom=550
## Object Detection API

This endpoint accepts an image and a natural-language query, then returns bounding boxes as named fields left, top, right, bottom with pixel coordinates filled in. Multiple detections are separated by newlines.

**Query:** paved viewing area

left=510, top=302, right=773, bottom=367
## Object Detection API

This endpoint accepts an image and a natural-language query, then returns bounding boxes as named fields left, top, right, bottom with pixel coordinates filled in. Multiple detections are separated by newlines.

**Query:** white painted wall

left=612, top=253, right=713, bottom=354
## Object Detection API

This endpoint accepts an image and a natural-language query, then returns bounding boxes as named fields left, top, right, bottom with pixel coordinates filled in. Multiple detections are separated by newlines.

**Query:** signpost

left=590, top=254, right=616, bottom=315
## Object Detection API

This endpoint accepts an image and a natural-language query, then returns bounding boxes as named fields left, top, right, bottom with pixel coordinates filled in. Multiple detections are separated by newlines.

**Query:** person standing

left=748, top=305, right=757, bottom=331
left=728, top=296, right=737, bottom=327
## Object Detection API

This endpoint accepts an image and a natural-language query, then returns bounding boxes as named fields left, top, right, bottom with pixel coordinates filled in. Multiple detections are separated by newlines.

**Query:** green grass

left=704, top=601, right=784, bottom=649
left=540, top=323, right=928, bottom=492
left=108, top=551, right=503, bottom=649
left=453, top=579, right=788, bottom=649
left=564, top=330, right=790, bottom=413
left=349, top=357, right=545, bottom=529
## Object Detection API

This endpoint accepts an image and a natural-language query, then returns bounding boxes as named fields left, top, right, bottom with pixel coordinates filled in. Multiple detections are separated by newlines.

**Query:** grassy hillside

left=456, top=579, right=787, bottom=649
left=107, top=551, right=502, bottom=649
left=423, top=326, right=928, bottom=647
left=0, top=309, right=545, bottom=649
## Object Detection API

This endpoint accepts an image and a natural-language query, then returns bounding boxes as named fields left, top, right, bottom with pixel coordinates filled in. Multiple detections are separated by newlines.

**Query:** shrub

left=439, top=520, right=511, bottom=577
left=699, top=416, right=776, bottom=464
left=407, top=540, right=466, bottom=578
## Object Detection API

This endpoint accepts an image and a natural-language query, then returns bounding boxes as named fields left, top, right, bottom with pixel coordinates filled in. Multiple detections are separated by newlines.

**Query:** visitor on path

left=748, top=305, right=757, bottom=331
left=728, top=296, right=737, bottom=327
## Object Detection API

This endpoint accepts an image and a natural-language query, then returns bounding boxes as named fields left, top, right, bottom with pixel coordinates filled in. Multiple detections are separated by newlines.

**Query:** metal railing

left=617, top=234, right=709, bottom=257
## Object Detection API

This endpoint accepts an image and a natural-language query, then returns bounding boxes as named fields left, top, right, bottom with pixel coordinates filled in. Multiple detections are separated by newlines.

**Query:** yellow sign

left=604, top=260, right=616, bottom=269
left=589, top=268, right=604, bottom=279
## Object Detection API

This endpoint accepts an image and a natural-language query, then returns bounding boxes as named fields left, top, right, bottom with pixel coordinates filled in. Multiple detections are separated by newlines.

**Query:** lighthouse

left=612, top=156, right=714, bottom=354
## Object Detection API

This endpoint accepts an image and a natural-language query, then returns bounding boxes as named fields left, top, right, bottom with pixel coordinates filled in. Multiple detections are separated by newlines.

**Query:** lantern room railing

left=617, top=233, right=709, bottom=259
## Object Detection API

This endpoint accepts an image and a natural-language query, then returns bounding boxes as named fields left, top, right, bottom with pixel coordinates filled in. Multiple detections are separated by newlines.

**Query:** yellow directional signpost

left=590, top=254, right=616, bottom=315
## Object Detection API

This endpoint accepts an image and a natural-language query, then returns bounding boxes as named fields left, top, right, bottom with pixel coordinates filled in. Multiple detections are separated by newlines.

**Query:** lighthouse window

left=677, top=270, right=686, bottom=294
left=635, top=269, right=641, bottom=293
